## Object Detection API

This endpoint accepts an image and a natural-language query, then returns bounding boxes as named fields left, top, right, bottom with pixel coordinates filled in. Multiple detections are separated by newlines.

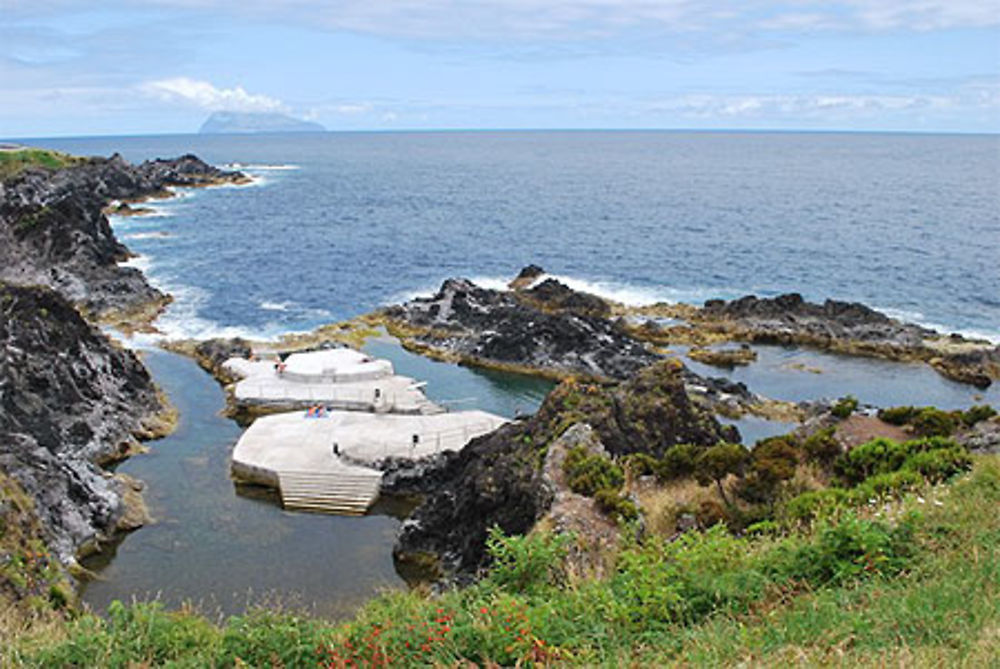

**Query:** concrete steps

left=277, top=470, right=382, bottom=516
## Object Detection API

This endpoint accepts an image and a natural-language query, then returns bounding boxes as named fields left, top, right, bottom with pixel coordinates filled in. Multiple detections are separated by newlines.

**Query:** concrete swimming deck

left=231, top=409, right=507, bottom=514
left=224, top=349, right=441, bottom=414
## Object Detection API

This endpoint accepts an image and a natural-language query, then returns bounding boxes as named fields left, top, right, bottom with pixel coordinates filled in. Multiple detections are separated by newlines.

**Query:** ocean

left=17, top=130, right=999, bottom=618
left=24, top=130, right=1000, bottom=343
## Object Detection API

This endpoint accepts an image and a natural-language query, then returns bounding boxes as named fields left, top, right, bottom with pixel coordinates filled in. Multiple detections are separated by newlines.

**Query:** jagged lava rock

left=383, top=277, right=657, bottom=379
left=0, top=283, right=165, bottom=562
left=392, top=360, right=737, bottom=580
left=0, top=153, right=245, bottom=321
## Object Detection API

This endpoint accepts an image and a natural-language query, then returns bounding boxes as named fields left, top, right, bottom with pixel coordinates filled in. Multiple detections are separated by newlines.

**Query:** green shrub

left=802, top=427, right=840, bottom=465
left=623, top=452, right=660, bottom=478
left=834, top=438, right=911, bottom=485
left=911, top=407, right=958, bottom=437
left=694, top=443, right=749, bottom=506
left=831, top=395, right=859, bottom=419
left=738, top=437, right=799, bottom=505
left=563, top=446, right=624, bottom=496
left=594, top=488, right=639, bottom=522
left=962, top=404, right=997, bottom=427
left=485, top=527, right=572, bottom=595
left=878, top=406, right=918, bottom=425
left=773, top=511, right=916, bottom=587
left=659, top=443, right=702, bottom=480
left=851, top=470, right=924, bottom=502
left=903, top=446, right=972, bottom=483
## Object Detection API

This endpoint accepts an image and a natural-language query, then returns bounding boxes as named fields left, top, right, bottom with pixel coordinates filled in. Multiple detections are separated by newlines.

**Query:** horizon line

left=4, top=126, right=998, bottom=142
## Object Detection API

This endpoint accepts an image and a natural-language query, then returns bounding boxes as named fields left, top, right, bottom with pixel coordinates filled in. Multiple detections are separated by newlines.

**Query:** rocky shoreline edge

left=1, top=150, right=246, bottom=607
left=167, top=267, right=998, bottom=582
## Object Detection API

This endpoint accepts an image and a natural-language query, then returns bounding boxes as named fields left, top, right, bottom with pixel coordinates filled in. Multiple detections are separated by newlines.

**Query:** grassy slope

left=0, top=148, right=82, bottom=180
left=5, top=455, right=998, bottom=667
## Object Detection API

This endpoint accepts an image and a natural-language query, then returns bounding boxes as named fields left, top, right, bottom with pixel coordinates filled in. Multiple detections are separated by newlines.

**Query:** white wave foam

left=388, top=272, right=731, bottom=307
left=123, top=231, right=171, bottom=240
left=118, top=254, right=152, bottom=272
left=260, top=300, right=291, bottom=311
left=879, top=306, right=1000, bottom=343
left=223, top=163, right=300, bottom=171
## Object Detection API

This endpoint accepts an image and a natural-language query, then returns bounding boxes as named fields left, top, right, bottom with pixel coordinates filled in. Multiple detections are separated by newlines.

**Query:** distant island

left=199, top=111, right=325, bottom=134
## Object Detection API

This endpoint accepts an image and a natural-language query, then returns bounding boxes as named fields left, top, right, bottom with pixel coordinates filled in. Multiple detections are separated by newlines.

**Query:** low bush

left=851, top=469, right=924, bottom=501
left=562, top=447, right=624, bottom=496
left=831, top=395, right=859, bottom=419
left=593, top=488, right=639, bottom=522
left=911, top=407, right=958, bottom=437
left=772, top=511, right=916, bottom=587
left=878, top=405, right=918, bottom=425
left=962, top=404, right=997, bottom=427
left=659, top=443, right=702, bottom=480
left=902, top=446, right=972, bottom=483
left=781, top=488, right=850, bottom=525
left=801, top=426, right=840, bottom=465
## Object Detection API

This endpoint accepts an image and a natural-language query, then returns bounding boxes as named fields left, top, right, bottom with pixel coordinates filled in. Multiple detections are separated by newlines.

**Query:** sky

left=1, top=1, right=998, bottom=137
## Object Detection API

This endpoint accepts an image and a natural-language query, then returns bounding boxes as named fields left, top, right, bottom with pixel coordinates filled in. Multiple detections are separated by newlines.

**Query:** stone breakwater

left=0, top=153, right=246, bottom=329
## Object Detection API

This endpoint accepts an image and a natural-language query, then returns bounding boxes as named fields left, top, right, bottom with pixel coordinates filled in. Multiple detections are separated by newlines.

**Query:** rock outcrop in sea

left=632, top=292, right=1000, bottom=387
left=0, top=153, right=246, bottom=327
left=0, top=282, right=171, bottom=563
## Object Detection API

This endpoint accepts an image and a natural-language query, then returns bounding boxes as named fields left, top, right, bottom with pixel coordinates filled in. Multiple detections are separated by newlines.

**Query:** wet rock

left=508, top=264, right=545, bottom=290
left=688, top=344, right=757, bottom=367
left=684, top=293, right=1000, bottom=387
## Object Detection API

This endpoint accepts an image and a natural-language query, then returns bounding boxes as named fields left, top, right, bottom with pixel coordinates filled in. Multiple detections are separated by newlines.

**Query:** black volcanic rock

left=392, top=360, right=738, bottom=580
left=0, top=153, right=245, bottom=322
left=0, top=283, right=166, bottom=562
left=694, top=293, right=1000, bottom=387
left=384, top=277, right=657, bottom=380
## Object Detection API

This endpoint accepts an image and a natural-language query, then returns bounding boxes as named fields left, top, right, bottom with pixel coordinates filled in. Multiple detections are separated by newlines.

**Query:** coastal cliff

left=0, top=152, right=246, bottom=328
left=0, top=282, right=170, bottom=564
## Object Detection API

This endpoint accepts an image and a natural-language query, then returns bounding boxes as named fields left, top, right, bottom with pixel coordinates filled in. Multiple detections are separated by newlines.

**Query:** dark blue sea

left=17, top=131, right=1000, bottom=618
left=25, top=131, right=1000, bottom=343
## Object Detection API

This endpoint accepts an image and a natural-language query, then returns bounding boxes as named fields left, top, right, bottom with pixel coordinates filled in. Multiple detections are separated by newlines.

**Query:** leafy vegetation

left=7, top=455, right=998, bottom=667
left=830, top=394, right=859, bottom=418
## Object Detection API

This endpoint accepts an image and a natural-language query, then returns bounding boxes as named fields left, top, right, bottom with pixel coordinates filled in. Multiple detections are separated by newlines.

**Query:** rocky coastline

left=0, top=151, right=244, bottom=601
left=626, top=291, right=1000, bottom=387
left=0, top=152, right=246, bottom=330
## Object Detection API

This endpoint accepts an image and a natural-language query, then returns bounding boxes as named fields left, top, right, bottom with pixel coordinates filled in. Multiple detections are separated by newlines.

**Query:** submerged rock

left=0, top=283, right=169, bottom=563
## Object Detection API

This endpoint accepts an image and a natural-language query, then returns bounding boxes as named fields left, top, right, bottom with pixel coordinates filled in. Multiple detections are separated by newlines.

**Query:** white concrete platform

left=224, top=352, right=440, bottom=414
left=231, top=409, right=506, bottom=514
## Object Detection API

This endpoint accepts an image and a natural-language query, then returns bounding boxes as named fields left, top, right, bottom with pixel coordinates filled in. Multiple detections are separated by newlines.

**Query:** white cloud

left=645, top=92, right=971, bottom=120
left=139, top=77, right=288, bottom=112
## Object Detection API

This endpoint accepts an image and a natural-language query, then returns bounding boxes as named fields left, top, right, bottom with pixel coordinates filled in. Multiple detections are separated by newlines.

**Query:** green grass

left=6, top=455, right=998, bottom=667
left=0, top=148, right=82, bottom=180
